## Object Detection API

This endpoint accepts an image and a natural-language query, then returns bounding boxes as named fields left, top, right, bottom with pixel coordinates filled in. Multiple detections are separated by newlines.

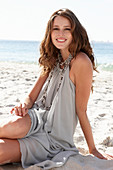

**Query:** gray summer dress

left=18, top=58, right=79, bottom=169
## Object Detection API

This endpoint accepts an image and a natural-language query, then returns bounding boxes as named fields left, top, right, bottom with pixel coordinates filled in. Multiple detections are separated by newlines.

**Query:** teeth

left=57, top=39, right=65, bottom=42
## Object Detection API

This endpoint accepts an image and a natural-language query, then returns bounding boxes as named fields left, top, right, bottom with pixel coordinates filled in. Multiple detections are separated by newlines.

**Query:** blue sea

left=0, top=40, right=113, bottom=71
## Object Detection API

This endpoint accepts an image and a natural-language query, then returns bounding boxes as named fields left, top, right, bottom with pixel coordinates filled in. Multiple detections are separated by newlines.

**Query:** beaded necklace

left=38, top=53, right=73, bottom=111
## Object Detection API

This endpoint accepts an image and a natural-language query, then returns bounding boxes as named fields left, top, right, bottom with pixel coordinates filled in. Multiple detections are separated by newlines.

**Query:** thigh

left=0, top=114, right=31, bottom=139
left=0, top=138, right=21, bottom=165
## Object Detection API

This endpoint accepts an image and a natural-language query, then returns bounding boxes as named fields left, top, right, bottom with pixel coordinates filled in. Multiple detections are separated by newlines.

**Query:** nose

left=58, top=30, right=64, bottom=36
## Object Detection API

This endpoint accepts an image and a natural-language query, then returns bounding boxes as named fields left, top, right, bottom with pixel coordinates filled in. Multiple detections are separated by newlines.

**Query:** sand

left=0, top=62, right=113, bottom=169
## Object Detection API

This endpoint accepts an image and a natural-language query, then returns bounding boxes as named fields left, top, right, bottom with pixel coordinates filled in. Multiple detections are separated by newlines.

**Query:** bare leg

left=0, top=114, right=31, bottom=139
left=0, top=138, right=21, bottom=165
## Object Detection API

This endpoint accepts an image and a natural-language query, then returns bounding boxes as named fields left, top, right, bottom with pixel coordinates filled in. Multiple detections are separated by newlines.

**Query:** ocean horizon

left=0, top=39, right=113, bottom=71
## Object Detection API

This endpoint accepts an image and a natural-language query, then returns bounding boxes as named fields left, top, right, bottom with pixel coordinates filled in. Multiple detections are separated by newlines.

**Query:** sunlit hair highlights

left=39, top=8, right=97, bottom=74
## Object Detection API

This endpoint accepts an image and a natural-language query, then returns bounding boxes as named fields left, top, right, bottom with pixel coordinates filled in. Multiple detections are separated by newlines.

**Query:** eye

left=64, top=28, right=71, bottom=31
left=52, top=27, right=59, bottom=30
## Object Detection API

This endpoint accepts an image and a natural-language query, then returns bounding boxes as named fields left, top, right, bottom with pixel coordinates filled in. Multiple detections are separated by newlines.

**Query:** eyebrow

left=53, top=25, right=71, bottom=28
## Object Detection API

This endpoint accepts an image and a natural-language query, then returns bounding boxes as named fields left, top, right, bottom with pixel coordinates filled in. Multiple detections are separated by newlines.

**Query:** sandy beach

left=0, top=61, right=113, bottom=169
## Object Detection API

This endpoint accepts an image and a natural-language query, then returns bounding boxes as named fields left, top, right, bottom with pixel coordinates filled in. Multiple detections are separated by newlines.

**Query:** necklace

left=57, top=53, right=73, bottom=71
left=37, top=53, right=73, bottom=111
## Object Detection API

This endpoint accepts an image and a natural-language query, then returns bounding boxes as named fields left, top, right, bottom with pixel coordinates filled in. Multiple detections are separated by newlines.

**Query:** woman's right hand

left=10, top=103, right=28, bottom=117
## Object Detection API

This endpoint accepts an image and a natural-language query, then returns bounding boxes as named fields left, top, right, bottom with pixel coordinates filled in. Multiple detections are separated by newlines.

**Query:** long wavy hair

left=39, top=8, right=97, bottom=74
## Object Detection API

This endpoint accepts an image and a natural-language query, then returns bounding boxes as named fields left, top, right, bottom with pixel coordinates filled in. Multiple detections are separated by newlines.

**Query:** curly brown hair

left=39, top=8, right=97, bottom=74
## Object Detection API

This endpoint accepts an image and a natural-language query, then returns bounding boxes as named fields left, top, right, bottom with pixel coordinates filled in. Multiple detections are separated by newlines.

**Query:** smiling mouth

left=56, top=38, right=67, bottom=43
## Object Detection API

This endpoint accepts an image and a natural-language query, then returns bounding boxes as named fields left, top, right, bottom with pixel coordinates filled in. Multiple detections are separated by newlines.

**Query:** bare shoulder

left=70, top=52, right=93, bottom=85
left=72, top=52, right=93, bottom=68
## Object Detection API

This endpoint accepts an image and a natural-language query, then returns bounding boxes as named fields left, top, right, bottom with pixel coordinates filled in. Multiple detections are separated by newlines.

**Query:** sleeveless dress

left=18, top=65, right=79, bottom=169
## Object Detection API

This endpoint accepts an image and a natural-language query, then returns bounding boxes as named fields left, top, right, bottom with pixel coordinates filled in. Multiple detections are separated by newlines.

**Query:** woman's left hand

left=90, top=148, right=113, bottom=160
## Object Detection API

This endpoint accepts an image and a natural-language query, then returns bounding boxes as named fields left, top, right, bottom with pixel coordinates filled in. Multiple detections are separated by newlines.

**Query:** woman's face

left=51, top=16, right=72, bottom=54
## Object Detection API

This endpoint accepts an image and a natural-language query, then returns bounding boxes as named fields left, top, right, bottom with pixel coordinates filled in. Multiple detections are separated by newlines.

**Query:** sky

left=0, top=0, right=113, bottom=42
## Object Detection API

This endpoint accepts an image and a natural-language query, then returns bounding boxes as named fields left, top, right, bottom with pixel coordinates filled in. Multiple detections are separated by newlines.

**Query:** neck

left=60, top=50, right=70, bottom=61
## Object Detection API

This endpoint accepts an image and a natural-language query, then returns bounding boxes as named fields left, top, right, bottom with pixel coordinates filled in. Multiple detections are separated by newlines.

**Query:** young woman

left=0, top=8, right=113, bottom=169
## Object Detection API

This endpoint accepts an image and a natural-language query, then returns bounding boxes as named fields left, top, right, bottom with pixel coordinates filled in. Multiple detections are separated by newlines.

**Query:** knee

left=1, top=116, right=22, bottom=133
left=11, top=115, right=31, bottom=138
left=8, top=116, right=29, bottom=137
left=13, top=116, right=25, bottom=129
left=0, top=115, right=31, bottom=139
left=0, top=116, right=24, bottom=138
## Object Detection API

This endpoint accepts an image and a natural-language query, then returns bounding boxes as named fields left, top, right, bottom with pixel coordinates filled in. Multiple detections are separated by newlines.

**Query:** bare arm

left=10, top=69, right=48, bottom=116
left=71, top=52, right=109, bottom=159
left=25, top=71, right=48, bottom=108
left=74, top=53, right=95, bottom=151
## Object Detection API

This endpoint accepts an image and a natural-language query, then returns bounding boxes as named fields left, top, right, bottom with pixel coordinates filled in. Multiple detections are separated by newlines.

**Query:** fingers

left=10, top=103, right=28, bottom=116
left=103, top=153, right=113, bottom=160
left=10, top=107, right=14, bottom=114
left=90, top=148, right=112, bottom=160
left=17, top=103, right=22, bottom=116
left=95, top=152, right=113, bottom=160
left=100, top=155, right=107, bottom=160
left=107, top=154, right=113, bottom=159
left=22, top=103, right=28, bottom=116
left=94, top=152, right=107, bottom=160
